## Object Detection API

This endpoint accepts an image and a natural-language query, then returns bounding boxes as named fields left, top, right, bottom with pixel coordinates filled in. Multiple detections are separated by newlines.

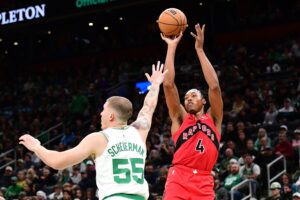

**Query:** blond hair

left=106, top=96, right=133, bottom=122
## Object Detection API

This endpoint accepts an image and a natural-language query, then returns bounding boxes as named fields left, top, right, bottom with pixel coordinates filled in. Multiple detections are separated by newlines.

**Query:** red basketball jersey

left=172, top=113, right=221, bottom=171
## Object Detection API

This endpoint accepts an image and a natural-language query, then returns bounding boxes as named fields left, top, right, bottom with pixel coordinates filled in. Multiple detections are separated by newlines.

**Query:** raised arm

left=19, top=132, right=107, bottom=170
left=191, top=24, right=223, bottom=133
left=131, top=61, right=167, bottom=142
left=161, top=33, right=186, bottom=127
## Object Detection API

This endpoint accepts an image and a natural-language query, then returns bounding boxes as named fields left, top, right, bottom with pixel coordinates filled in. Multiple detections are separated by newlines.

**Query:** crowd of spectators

left=1, top=33, right=299, bottom=199
left=1, top=1, right=300, bottom=199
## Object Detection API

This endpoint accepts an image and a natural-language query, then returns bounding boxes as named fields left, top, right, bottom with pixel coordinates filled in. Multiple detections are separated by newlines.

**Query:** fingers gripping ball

left=157, top=8, right=188, bottom=37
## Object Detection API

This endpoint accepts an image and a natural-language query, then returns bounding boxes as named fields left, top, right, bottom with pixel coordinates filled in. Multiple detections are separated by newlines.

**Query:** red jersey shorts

left=163, top=165, right=215, bottom=200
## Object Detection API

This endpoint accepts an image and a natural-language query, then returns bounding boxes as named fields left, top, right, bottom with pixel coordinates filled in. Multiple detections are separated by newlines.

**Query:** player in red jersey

left=160, top=24, right=223, bottom=200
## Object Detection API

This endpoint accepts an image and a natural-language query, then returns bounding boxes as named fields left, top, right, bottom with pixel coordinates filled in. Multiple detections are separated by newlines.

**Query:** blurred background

left=0, top=0, right=300, bottom=199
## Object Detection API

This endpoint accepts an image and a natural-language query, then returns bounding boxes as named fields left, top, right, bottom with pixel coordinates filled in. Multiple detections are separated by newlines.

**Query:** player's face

left=184, top=90, right=205, bottom=114
left=100, top=102, right=112, bottom=129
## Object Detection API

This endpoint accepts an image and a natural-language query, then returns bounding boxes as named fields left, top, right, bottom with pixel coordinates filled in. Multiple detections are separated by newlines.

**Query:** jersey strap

left=175, top=120, right=219, bottom=152
left=100, top=131, right=109, bottom=142
left=103, top=193, right=145, bottom=200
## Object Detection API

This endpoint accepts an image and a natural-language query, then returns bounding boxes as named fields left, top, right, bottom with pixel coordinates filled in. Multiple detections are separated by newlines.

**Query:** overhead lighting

left=13, top=41, right=18, bottom=46
left=38, top=39, right=42, bottom=43
left=47, top=30, right=51, bottom=35
left=4, top=50, right=8, bottom=54
left=199, top=2, right=203, bottom=6
left=119, top=17, right=123, bottom=21
left=0, top=38, right=2, bottom=42
left=88, top=22, right=94, bottom=27
left=104, top=26, right=109, bottom=30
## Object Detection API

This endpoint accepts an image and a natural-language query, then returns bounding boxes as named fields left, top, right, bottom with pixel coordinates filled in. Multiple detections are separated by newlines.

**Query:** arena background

left=0, top=0, right=300, bottom=199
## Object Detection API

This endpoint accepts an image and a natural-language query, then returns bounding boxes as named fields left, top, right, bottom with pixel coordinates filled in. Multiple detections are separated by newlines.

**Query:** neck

left=112, top=122, right=127, bottom=128
left=195, top=110, right=205, bottom=119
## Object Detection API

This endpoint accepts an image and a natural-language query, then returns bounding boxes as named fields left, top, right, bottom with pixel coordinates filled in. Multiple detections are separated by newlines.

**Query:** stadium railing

left=0, top=122, right=64, bottom=171
left=267, top=155, right=286, bottom=196
left=230, top=179, right=253, bottom=200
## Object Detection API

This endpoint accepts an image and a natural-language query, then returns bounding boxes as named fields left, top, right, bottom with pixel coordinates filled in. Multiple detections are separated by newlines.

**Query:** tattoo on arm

left=133, top=85, right=159, bottom=130
left=132, top=117, right=149, bottom=130
left=141, top=86, right=158, bottom=114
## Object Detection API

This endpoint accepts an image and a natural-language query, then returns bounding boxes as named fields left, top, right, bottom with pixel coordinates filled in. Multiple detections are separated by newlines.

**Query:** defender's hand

left=145, top=61, right=168, bottom=85
left=19, top=134, right=41, bottom=152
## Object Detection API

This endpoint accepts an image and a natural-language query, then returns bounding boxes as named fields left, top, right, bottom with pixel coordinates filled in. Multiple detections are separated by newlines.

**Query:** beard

left=185, top=103, right=203, bottom=114
left=185, top=106, right=198, bottom=114
left=187, top=109, right=198, bottom=114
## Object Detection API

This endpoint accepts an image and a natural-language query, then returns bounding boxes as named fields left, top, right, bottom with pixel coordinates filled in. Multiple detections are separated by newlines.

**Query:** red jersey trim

left=174, top=119, right=219, bottom=153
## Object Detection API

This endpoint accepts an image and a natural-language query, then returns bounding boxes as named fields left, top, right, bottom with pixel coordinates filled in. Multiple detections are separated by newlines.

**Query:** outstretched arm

left=191, top=24, right=223, bottom=133
left=161, top=33, right=186, bottom=131
left=19, top=132, right=107, bottom=170
left=131, top=61, right=167, bottom=142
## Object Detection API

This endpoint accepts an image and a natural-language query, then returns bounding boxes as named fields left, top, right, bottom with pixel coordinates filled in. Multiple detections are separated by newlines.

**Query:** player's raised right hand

left=160, top=32, right=183, bottom=48
left=145, top=61, right=168, bottom=85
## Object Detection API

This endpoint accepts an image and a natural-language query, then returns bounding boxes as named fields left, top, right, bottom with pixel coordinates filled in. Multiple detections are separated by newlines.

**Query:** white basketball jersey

left=95, top=126, right=149, bottom=200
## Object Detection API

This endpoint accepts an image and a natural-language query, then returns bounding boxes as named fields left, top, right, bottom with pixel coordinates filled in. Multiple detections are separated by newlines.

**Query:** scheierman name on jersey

left=107, top=142, right=144, bottom=157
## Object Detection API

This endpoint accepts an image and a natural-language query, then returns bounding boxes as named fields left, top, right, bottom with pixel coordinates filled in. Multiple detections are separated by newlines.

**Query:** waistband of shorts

left=103, top=193, right=145, bottom=200
left=171, top=165, right=212, bottom=175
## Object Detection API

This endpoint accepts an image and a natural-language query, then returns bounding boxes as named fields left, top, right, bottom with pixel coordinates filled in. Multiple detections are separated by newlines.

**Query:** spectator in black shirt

left=144, top=161, right=159, bottom=187
left=0, top=166, right=14, bottom=188
left=37, top=167, right=57, bottom=192
left=266, top=182, right=284, bottom=200
left=151, top=166, right=168, bottom=197
left=256, top=146, right=278, bottom=190
left=159, top=134, right=174, bottom=166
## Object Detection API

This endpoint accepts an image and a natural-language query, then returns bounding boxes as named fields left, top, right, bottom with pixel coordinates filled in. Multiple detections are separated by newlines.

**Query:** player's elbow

left=51, top=162, right=65, bottom=171
left=50, top=158, right=68, bottom=170
left=52, top=165, right=64, bottom=171
left=209, top=84, right=221, bottom=92
left=54, top=164, right=70, bottom=171
left=163, top=82, right=175, bottom=89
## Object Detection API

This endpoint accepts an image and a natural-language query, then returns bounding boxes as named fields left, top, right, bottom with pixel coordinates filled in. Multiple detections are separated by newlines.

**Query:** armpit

left=132, top=117, right=150, bottom=130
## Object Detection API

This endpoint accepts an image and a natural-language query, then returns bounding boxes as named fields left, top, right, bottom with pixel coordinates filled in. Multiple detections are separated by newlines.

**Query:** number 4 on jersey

left=196, top=139, right=205, bottom=153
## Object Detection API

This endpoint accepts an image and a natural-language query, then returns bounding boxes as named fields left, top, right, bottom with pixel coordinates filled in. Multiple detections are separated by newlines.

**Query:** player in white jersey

left=19, top=61, right=168, bottom=200
left=96, top=126, right=148, bottom=199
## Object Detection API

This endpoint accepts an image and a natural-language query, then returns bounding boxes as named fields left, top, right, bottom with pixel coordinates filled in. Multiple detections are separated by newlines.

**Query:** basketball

left=157, top=8, right=188, bottom=37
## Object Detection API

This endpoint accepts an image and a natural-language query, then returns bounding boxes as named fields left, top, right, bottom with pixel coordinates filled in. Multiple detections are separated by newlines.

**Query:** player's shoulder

left=88, top=130, right=105, bottom=136
left=126, top=125, right=143, bottom=136
left=201, top=113, right=213, bottom=122
left=85, top=131, right=108, bottom=142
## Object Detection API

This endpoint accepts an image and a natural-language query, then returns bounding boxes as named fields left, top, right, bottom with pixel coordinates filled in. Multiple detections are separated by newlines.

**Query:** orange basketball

left=157, top=8, right=188, bottom=37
